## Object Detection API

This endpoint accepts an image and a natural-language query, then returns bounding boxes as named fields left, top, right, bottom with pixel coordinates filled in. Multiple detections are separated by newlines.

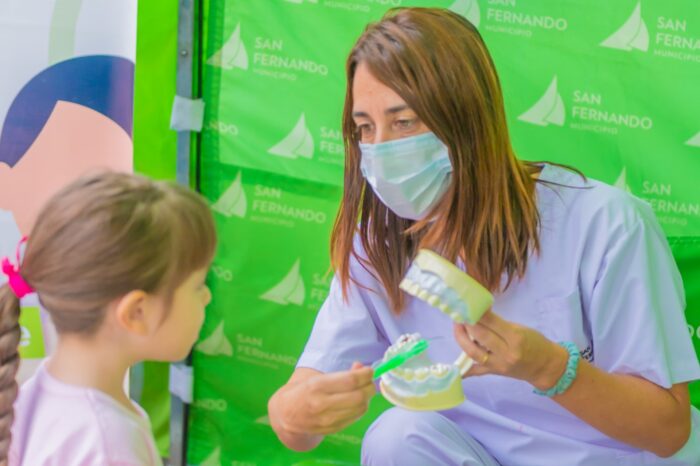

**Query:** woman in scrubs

left=268, top=8, right=700, bottom=465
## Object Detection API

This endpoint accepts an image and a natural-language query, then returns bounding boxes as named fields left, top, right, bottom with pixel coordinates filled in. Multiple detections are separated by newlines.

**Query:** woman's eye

left=355, top=123, right=373, bottom=140
left=395, top=119, right=416, bottom=130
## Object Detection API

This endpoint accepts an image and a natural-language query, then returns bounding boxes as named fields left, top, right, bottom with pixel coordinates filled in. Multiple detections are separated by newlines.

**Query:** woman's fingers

left=299, top=365, right=376, bottom=434
left=302, top=392, right=372, bottom=434
left=314, top=406, right=370, bottom=434
left=465, top=321, right=507, bottom=354
left=324, top=382, right=376, bottom=411
left=313, top=364, right=374, bottom=395
left=454, top=324, right=490, bottom=366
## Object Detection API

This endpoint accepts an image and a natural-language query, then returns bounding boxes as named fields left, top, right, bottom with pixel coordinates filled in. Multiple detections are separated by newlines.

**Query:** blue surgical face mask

left=359, top=132, right=452, bottom=220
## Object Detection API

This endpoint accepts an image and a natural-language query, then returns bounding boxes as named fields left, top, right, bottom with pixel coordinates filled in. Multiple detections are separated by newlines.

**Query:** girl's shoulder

left=12, top=365, right=160, bottom=465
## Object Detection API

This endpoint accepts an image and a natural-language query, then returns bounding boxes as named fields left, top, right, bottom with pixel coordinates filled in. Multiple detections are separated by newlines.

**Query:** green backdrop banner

left=188, top=1, right=700, bottom=464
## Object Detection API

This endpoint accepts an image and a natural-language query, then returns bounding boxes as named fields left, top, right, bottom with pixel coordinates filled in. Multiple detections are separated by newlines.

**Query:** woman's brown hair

left=332, top=7, right=547, bottom=312
left=0, top=172, right=217, bottom=461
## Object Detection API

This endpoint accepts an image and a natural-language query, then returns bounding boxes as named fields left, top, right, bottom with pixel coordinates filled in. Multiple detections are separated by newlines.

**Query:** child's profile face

left=151, top=267, right=212, bottom=361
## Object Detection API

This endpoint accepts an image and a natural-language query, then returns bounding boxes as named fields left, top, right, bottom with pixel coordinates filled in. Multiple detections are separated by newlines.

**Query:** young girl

left=0, top=172, right=217, bottom=465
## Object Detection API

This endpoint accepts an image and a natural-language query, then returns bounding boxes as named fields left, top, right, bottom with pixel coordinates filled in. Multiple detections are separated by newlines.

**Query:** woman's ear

left=113, top=290, right=160, bottom=336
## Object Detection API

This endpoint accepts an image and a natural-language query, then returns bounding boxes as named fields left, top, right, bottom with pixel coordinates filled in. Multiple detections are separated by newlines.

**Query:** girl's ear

left=113, top=290, right=160, bottom=336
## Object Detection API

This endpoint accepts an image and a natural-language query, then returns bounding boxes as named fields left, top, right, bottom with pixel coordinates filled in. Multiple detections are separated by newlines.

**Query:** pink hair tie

left=1, top=236, right=33, bottom=299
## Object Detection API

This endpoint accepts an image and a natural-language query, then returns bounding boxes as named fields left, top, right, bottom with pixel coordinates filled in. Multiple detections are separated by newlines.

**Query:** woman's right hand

left=268, top=363, right=375, bottom=451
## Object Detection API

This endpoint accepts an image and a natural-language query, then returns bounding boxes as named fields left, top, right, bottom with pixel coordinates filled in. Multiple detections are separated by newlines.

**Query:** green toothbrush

left=373, top=339, right=429, bottom=380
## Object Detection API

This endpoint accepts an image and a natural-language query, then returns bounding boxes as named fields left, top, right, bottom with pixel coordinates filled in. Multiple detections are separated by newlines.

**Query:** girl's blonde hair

left=0, top=172, right=217, bottom=460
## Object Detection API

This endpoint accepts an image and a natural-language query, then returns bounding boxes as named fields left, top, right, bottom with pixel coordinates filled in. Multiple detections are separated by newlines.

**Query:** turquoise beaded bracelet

left=533, top=341, right=580, bottom=397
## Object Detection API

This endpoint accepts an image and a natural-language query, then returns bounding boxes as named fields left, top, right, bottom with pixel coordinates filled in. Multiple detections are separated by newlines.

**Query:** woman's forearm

left=457, top=315, right=692, bottom=458
left=543, top=349, right=691, bottom=457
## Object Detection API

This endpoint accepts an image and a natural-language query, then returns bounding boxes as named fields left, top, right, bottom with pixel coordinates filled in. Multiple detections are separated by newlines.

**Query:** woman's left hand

left=453, top=310, right=569, bottom=390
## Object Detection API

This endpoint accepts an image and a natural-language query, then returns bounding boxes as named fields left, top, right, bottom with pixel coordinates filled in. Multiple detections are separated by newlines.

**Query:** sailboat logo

left=614, top=167, right=632, bottom=193
left=196, top=322, right=233, bottom=357
left=449, top=0, right=481, bottom=28
left=260, top=259, right=306, bottom=306
left=212, top=171, right=246, bottom=218
left=686, top=131, right=700, bottom=147
left=600, top=2, right=649, bottom=52
left=207, top=23, right=249, bottom=70
left=267, top=113, right=314, bottom=159
left=518, top=76, right=565, bottom=127
left=200, top=447, right=221, bottom=466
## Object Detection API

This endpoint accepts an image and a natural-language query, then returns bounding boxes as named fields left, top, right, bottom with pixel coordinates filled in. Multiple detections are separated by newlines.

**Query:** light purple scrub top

left=297, top=164, right=700, bottom=466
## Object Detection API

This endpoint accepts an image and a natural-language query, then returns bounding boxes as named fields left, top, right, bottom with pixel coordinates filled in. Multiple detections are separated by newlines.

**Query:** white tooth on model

left=415, top=368, right=430, bottom=380
left=383, top=333, right=461, bottom=395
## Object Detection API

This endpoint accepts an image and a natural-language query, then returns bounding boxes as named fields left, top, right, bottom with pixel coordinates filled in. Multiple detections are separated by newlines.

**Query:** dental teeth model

left=378, top=249, right=495, bottom=411
left=378, top=333, right=467, bottom=411
left=400, top=249, right=494, bottom=326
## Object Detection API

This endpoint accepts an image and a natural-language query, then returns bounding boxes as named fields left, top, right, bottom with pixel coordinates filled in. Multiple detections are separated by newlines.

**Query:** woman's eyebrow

left=352, top=104, right=411, bottom=119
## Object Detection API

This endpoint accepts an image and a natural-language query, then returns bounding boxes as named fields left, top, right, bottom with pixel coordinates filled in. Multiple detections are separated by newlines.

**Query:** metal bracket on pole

left=175, top=0, right=199, bottom=188
left=171, top=0, right=201, bottom=465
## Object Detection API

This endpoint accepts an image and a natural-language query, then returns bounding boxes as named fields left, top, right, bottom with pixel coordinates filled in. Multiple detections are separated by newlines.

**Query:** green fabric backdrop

left=132, top=1, right=700, bottom=464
